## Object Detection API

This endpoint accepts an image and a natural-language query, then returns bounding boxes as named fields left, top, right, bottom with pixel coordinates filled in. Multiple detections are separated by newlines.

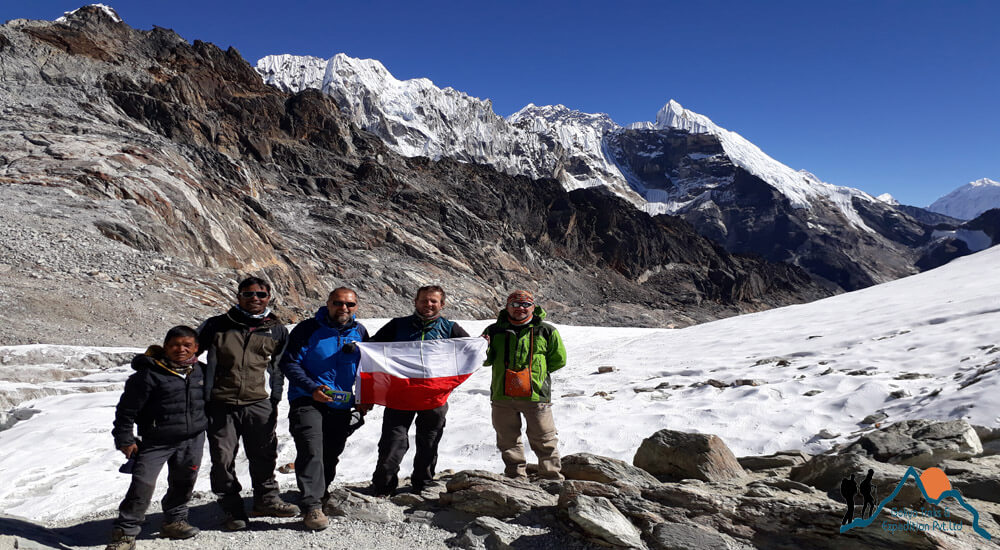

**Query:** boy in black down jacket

left=106, top=326, right=208, bottom=550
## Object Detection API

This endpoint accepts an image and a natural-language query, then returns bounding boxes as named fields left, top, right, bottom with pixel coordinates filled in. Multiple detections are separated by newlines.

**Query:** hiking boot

left=251, top=499, right=300, bottom=518
left=160, top=520, right=199, bottom=540
left=105, top=528, right=136, bottom=550
left=221, top=512, right=248, bottom=531
left=302, top=508, right=328, bottom=531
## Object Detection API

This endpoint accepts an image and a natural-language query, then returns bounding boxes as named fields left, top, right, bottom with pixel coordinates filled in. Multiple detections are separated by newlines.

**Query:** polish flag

left=356, top=337, right=488, bottom=410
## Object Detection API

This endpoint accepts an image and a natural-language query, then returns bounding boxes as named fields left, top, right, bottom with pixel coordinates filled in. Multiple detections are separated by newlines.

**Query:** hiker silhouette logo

left=839, top=466, right=991, bottom=540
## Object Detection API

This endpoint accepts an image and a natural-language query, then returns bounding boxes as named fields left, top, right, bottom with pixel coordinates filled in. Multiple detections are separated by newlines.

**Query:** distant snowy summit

left=876, top=193, right=900, bottom=206
left=55, top=4, right=122, bottom=24
left=928, top=178, right=1000, bottom=220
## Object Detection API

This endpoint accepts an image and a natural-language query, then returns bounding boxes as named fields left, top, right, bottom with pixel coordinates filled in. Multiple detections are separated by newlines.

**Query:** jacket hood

left=132, top=345, right=168, bottom=372
left=132, top=346, right=198, bottom=375
left=495, top=306, right=547, bottom=327
left=315, top=306, right=359, bottom=331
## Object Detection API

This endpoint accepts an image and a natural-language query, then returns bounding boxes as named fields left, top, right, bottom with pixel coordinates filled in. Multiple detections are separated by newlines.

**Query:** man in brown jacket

left=198, top=277, right=298, bottom=530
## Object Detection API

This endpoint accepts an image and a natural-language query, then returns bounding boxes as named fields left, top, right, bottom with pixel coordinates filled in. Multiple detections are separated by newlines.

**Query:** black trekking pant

left=114, top=432, right=205, bottom=536
left=371, top=403, right=447, bottom=494
left=288, top=397, right=353, bottom=512
left=207, top=399, right=280, bottom=515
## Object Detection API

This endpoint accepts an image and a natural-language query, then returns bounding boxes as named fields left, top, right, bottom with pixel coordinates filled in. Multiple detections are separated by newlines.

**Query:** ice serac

left=928, top=178, right=1000, bottom=221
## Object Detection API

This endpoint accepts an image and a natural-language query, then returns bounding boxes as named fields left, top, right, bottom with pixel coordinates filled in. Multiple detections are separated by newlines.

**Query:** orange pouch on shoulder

left=504, top=367, right=532, bottom=397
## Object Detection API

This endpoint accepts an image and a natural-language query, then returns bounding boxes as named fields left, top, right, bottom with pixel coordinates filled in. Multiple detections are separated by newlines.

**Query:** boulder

left=650, top=522, right=747, bottom=550
left=451, top=516, right=549, bottom=550
left=322, top=487, right=404, bottom=523
left=440, top=470, right=558, bottom=517
left=633, top=430, right=745, bottom=482
left=737, top=450, right=810, bottom=471
left=566, top=494, right=646, bottom=548
left=843, top=419, right=983, bottom=467
left=558, top=480, right=665, bottom=532
left=562, top=452, right=661, bottom=488
left=973, top=425, right=1000, bottom=456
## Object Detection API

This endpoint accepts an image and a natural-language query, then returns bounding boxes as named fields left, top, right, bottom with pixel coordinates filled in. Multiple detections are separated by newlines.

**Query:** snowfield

left=1, top=246, right=998, bottom=525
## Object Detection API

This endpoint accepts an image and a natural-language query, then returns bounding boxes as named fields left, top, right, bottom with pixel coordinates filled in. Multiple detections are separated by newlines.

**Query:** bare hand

left=119, top=444, right=138, bottom=458
left=312, top=385, right=333, bottom=403
left=481, top=334, right=490, bottom=342
left=355, top=403, right=373, bottom=415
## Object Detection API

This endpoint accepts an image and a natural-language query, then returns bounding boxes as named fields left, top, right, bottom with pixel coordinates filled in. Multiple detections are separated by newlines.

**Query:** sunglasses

left=330, top=301, right=357, bottom=308
left=239, top=291, right=269, bottom=299
left=508, top=301, right=534, bottom=308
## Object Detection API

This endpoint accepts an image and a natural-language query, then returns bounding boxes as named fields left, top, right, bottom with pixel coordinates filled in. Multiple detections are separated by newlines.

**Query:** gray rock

left=940, top=456, right=1000, bottom=503
left=737, top=450, right=810, bottom=471
left=843, top=419, right=983, bottom=467
left=650, top=522, right=746, bottom=550
left=562, top=452, right=661, bottom=488
left=816, top=429, right=840, bottom=439
left=982, top=440, right=1000, bottom=456
left=634, top=430, right=745, bottom=482
left=861, top=412, right=888, bottom=425
left=451, top=516, right=548, bottom=550
left=973, top=424, right=1000, bottom=443
left=323, top=487, right=405, bottom=523
left=440, top=470, right=558, bottom=517
left=566, top=494, right=646, bottom=548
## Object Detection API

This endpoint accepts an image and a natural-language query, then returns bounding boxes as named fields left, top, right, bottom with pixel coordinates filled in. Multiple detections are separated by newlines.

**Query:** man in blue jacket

left=280, top=287, right=369, bottom=531
left=368, top=285, right=469, bottom=496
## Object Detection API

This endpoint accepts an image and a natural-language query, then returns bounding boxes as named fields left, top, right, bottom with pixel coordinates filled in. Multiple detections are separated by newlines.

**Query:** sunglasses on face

left=239, top=291, right=269, bottom=299
left=508, top=301, right=534, bottom=308
left=330, top=301, right=357, bottom=308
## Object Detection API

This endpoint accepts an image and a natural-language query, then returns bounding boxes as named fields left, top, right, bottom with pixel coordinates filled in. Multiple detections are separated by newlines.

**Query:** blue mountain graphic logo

left=841, top=466, right=991, bottom=540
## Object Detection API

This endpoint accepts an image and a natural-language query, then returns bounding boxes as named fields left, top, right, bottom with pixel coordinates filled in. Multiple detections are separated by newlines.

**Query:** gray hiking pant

left=288, top=397, right=353, bottom=512
left=491, top=400, right=562, bottom=479
left=114, top=432, right=205, bottom=536
left=207, top=399, right=280, bottom=514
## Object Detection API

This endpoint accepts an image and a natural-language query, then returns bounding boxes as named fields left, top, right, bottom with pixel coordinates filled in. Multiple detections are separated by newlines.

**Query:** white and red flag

left=356, top=337, right=488, bottom=410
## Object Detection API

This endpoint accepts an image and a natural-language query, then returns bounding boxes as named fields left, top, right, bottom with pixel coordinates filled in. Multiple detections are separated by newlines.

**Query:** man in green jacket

left=482, top=290, right=567, bottom=480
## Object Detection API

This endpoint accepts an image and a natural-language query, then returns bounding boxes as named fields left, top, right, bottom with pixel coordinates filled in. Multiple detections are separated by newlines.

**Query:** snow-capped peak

left=650, top=99, right=876, bottom=230
left=257, top=53, right=560, bottom=179
left=876, top=193, right=900, bottom=206
left=928, top=178, right=1000, bottom=220
left=55, top=4, right=122, bottom=24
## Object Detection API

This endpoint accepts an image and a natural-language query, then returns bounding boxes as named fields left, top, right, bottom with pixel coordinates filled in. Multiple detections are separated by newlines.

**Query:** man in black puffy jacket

left=197, top=277, right=296, bottom=530
left=106, top=326, right=207, bottom=550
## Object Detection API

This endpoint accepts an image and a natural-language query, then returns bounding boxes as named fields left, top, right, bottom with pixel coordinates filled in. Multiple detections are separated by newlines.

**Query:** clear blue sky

left=6, top=1, right=998, bottom=207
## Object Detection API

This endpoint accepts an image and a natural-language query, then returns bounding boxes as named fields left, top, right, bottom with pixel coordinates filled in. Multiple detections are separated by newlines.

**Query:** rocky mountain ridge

left=0, top=6, right=825, bottom=345
left=256, top=53, right=973, bottom=292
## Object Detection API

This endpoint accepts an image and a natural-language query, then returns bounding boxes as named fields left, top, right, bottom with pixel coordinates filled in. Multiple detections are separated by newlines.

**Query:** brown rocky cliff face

left=0, top=7, right=827, bottom=343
